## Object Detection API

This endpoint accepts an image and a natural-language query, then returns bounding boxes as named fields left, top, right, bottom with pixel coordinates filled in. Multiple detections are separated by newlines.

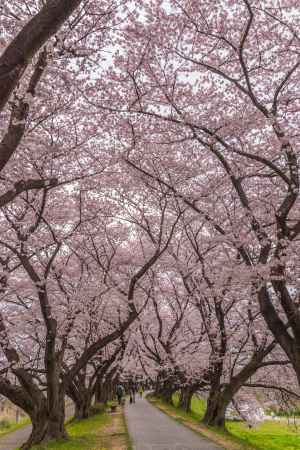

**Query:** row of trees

left=0, top=0, right=299, bottom=448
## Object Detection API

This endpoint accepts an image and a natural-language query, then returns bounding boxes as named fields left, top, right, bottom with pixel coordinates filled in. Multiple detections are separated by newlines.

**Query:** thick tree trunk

left=163, top=390, right=173, bottom=404
left=156, top=383, right=175, bottom=404
left=74, top=395, right=93, bottom=420
left=94, top=381, right=102, bottom=404
left=95, top=381, right=106, bottom=404
left=154, top=371, right=174, bottom=403
left=67, top=381, right=94, bottom=420
left=95, top=378, right=114, bottom=404
left=21, top=410, right=48, bottom=450
left=258, top=285, right=300, bottom=386
left=179, top=387, right=193, bottom=412
left=0, top=370, right=68, bottom=449
left=202, top=390, right=229, bottom=428
left=154, top=379, right=160, bottom=397
left=66, top=370, right=94, bottom=420
left=203, top=342, right=275, bottom=429
left=21, top=400, right=67, bottom=450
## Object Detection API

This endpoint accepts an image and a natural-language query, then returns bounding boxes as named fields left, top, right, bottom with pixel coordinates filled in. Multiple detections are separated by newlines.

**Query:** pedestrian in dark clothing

left=129, top=383, right=136, bottom=404
left=116, top=384, right=125, bottom=405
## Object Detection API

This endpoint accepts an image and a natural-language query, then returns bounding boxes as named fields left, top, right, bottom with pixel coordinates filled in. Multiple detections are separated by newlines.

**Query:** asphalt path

left=0, top=403, right=74, bottom=450
left=125, top=396, right=222, bottom=450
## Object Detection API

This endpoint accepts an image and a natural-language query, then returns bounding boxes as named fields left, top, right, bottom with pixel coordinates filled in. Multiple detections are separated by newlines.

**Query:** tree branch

left=0, top=0, right=83, bottom=113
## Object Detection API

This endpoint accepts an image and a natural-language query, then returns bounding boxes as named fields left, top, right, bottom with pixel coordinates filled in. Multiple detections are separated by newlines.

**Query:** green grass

left=0, top=417, right=30, bottom=438
left=228, top=420, right=300, bottom=450
left=173, top=392, right=206, bottom=418
left=26, top=407, right=133, bottom=450
left=161, top=393, right=300, bottom=450
left=29, top=412, right=111, bottom=450
left=123, top=410, right=134, bottom=450
left=268, top=408, right=300, bottom=418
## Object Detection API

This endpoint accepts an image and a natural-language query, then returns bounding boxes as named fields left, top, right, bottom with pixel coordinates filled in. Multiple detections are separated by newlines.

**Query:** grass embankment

left=0, top=417, right=30, bottom=438
left=26, top=407, right=131, bottom=450
left=148, top=394, right=300, bottom=450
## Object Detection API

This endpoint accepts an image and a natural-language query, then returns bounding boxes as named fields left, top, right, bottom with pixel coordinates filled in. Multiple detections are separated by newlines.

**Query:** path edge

left=122, top=403, right=134, bottom=450
left=147, top=395, right=257, bottom=450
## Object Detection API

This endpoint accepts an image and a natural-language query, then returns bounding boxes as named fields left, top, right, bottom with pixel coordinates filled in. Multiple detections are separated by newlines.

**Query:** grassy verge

left=147, top=395, right=249, bottom=450
left=227, top=420, right=300, bottom=450
left=148, top=395, right=300, bottom=450
left=123, top=409, right=133, bottom=450
left=0, top=417, right=30, bottom=438
left=27, top=407, right=130, bottom=450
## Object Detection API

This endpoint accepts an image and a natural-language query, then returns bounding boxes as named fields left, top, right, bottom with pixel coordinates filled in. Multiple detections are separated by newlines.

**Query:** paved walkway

left=0, top=403, right=74, bottom=450
left=125, top=396, right=222, bottom=450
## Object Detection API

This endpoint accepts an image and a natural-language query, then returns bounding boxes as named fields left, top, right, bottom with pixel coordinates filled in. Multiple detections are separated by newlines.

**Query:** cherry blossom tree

left=0, top=171, right=180, bottom=448
left=1, top=1, right=300, bottom=444
left=98, top=0, right=300, bottom=387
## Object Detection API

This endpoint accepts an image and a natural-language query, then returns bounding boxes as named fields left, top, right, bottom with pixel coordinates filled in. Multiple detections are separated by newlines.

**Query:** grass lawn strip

left=100, top=410, right=129, bottom=450
left=0, top=401, right=74, bottom=441
left=149, top=395, right=300, bottom=450
left=28, top=407, right=129, bottom=450
left=187, top=395, right=300, bottom=450
left=0, top=417, right=30, bottom=438
left=122, top=408, right=133, bottom=450
left=227, top=420, right=300, bottom=450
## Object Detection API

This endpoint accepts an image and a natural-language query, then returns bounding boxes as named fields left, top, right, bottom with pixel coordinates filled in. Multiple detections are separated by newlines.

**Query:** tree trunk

left=163, top=390, right=173, bottom=404
left=179, top=387, right=193, bottom=412
left=20, top=410, right=49, bottom=450
left=74, top=395, right=92, bottom=420
left=156, top=383, right=175, bottom=404
left=95, top=378, right=114, bottom=404
left=203, top=390, right=231, bottom=428
left=21, top=402, right=67, bottom=450
left=0, top=370, right=68, bottom=449
left=94, top=380, right=102, bottom=404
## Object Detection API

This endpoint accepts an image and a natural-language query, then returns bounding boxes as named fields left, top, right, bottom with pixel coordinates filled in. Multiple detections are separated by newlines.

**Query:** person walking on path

left=116, top=383, right=125, bottom=405
left=129, top=381, right=136, bottom=404
left=125, top=396, right=222, bottom=450
left=138, top=385, right=144, bottom=398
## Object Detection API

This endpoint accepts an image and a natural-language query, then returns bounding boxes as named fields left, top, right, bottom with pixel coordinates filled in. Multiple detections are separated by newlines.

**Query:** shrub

left=0, top=419, right=11, bottom=429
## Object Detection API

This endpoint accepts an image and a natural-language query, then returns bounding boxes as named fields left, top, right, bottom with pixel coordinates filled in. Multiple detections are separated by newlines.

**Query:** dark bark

left=0, top=212, right=157, bottom=448
left=258, top=284, right=300, bottom=385
left=203, top=389, right=230, bottom=428
left=0, top=346, right=67, bottom=448
left=94, top=363, right=121, bottom=405
left=179, top=387, right=194, bottom=412
left=0, top=178, right=58, bottom=208
left=154, top=369, right=179, bottom=404
left=0, top=48, right=48, bottom=174
left=95, top=379, right=112, bottom=404
left=67, top=374, right=94, bottom=420
left=161, top=389, right=174, bottom=404
left=155, top=382, right=176, bottom=404
left=0, top=0, right=83, bottom=115
left=0, top=378, right=67, bottom=450
left=203, top=343, right=276, bottom=428
left=74, top=395, right=93, bottom=420
left=22, top=393, right=67, bottom=450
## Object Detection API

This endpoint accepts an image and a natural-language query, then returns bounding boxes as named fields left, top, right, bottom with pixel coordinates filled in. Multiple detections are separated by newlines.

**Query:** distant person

left=138, top=385, right=144, bottom=398
left=116, top=383, right=125, bottom=405
left=129, top=382, right=136, bottom=404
